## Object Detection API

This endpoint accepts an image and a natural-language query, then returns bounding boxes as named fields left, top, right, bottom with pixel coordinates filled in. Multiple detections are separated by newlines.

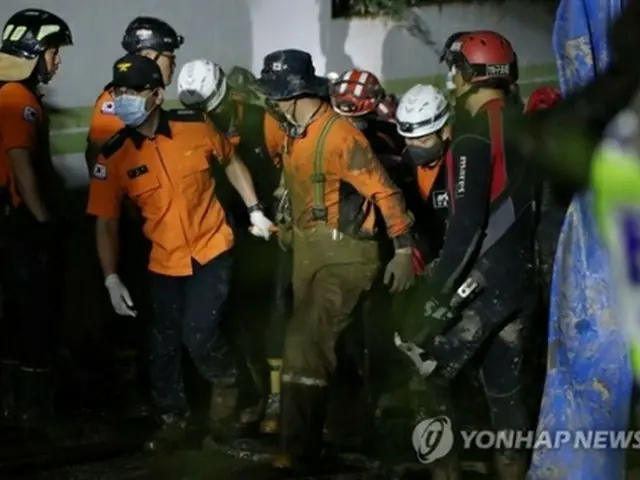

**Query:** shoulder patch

left=101, top=100, right=115, bottom=115
left=100, top=130, right=128, bottom=159
left=92, top=163, right=107, bottom=180
left=166, top=108, right=206, bottom=122
left=22, top=105, right=38, bottom=123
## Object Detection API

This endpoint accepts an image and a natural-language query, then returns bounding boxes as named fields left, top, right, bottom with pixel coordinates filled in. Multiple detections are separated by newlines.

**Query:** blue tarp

left=527, top=0, right=632, bottom=478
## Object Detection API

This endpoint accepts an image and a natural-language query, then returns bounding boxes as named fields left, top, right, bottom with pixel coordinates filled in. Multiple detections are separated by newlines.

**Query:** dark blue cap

left=257, top=49, right=328, bottom=100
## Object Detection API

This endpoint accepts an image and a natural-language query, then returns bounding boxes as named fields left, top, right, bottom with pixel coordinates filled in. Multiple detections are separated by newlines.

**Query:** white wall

left=2, top=0, right=555, bottom=108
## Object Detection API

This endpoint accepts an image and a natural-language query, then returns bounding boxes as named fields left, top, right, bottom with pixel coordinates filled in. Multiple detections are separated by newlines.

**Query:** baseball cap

left=111, top=53, right=164, bottom=90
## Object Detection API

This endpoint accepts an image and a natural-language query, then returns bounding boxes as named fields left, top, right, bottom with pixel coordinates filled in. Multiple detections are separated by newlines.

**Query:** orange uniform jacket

left=283, top=106, right=412, bottom=238
left=0, top=82, right=45, bottom=207
left=86, top=109, right=236, bottom=277
left=416, top=163, right=444, bottom=201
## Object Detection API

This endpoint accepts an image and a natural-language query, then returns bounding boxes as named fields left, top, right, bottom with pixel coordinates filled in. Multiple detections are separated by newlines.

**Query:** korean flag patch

left=101, top=101, right=115, bottom=115
left=22, top=106, right=38, bottom=123
left=92, top=163, right=107, bottom=180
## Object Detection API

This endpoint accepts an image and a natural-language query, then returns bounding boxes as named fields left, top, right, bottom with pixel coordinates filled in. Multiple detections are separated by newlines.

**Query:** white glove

left=177, top=59, right=228, bottom=113
left=249, top=209, right=274, bottom=240
left=105, top=274, right=137, bottom=317
left=394, top=333, right=437, bottom=377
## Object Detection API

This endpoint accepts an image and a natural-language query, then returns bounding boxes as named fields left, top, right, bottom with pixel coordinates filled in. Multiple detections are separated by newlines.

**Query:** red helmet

left=445, top=30, right=518, bottom=85
left=330, top=69, right=385, bottom=117
left=525, top=86, right=561, bottom=113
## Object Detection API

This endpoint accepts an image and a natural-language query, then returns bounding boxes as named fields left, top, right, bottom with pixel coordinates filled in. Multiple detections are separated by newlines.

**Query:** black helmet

left=1, top=9, right=72, bottom=59
left=122, top=17, right=184, bottom=53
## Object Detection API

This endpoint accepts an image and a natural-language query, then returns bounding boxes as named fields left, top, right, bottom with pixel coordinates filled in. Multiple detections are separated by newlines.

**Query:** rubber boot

left=207, top=386, right=240, bottom=442
left=238, top=361, right=268, bottom=429
left=18, top=367, right=53, bottom=426
left=0, top=360, right=19, bottom=423
left=493, top=450, right=527, bottom=480
left=143, top=413, right=187, bottom=453
left=261, top=358, right=282, bottom=434
left=273, top=383, right=329, bottom=474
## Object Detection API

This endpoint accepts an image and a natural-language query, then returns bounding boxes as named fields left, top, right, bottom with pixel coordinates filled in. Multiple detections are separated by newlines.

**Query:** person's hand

left=384, top=248, right=416, bottom=293
left=105, top=274, right=136, bottom=317
left=249, top=209, right=274, bottom=240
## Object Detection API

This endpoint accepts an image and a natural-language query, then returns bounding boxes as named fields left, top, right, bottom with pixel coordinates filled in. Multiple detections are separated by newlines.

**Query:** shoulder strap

left=311, top=115, right=340, bottom=221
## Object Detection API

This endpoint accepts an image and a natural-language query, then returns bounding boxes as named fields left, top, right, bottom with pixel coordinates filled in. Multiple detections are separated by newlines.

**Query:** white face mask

left=445, top=66, right=456, bottom=92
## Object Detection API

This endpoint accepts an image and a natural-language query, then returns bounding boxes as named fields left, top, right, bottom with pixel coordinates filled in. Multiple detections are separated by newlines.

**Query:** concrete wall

left=3, top=0, right=555, bottom=107
left=1, top=0, right=557, bottom=187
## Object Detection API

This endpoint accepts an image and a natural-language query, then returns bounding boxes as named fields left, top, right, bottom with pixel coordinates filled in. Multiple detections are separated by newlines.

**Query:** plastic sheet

left=527, top=0, right=632, bottom=478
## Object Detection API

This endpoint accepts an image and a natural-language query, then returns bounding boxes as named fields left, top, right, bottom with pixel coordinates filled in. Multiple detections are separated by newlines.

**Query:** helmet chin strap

left=286, top=100, right=323, bottom=138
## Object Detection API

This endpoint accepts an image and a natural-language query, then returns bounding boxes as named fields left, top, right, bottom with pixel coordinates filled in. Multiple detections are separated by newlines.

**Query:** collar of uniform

left=126, top=109, right=173, bottom=149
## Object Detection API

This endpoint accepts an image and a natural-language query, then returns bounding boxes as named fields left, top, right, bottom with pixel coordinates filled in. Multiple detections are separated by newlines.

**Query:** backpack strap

left=311, top=115, right=340, bottom=221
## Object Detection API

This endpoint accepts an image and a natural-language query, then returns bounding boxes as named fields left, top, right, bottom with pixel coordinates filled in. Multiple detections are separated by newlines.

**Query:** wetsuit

left=410, top=100, right=537, bottom=460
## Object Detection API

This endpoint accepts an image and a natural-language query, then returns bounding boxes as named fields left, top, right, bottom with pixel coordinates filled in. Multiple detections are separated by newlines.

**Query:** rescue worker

left=329, top=69, right=403, bottom=170
left=328, top=68, right=410, bottom=440
left=86, top=16, right=183, bottom=164
left=84, top=16, right=184, bottom=417
left=86, top=54, right=274, bottom=451
left=256, top=49, right=417, bottom=472
left=396, top=31, right=536, bottom=479
left=395, top=84, right=451, bottom=251
left=0, top=8, right=73, bottom=424
left=177, top=59, right=287, bottom=434
left=388, top=83, right=454, bottom=436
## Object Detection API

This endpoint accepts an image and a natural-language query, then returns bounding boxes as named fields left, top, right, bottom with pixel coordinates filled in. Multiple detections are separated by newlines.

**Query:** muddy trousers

left=148, top=253, right=237, bottom=418
left=417, top=316, right=530, bottom=478
left=280, top=226, right=379, bottom=463
left=423, top=281, right=537, bottom=379
left=266, top=247, right=293, bottom=359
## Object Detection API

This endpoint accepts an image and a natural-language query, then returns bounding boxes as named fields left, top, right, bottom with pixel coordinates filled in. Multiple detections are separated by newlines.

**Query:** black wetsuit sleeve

left=430, top=134, right=492, bottom=292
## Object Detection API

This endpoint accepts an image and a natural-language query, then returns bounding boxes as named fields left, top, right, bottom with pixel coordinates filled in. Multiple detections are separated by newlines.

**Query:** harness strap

left=311, top=115, right=340, bottom=221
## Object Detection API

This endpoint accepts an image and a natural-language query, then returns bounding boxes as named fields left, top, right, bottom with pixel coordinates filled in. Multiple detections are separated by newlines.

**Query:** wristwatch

left=393, top=232, right=414, bottom=250
left=247, top=203, right=263, bottom=214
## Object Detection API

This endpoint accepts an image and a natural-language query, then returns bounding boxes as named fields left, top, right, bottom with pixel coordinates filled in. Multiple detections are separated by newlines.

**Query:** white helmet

left=395, top=84, right=450, bottom=138
left=177, top=59, right=227, bottom=113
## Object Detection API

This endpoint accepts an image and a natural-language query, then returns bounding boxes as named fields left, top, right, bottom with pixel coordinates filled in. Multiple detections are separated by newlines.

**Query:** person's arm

left=86, top=154, right=124, bottom=278
left=335, top=131, right=413, bottom=244
left=225, top=153, right=259, bottom=208
left=429, top=134, right=492, bottom=292
left=8, top=148, right=49, bottom=221
left=96, top=216, right=119, bottom=277
left=207, top=123, right=260, bottom=208
left=0, top=94, right=48, bottom=221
